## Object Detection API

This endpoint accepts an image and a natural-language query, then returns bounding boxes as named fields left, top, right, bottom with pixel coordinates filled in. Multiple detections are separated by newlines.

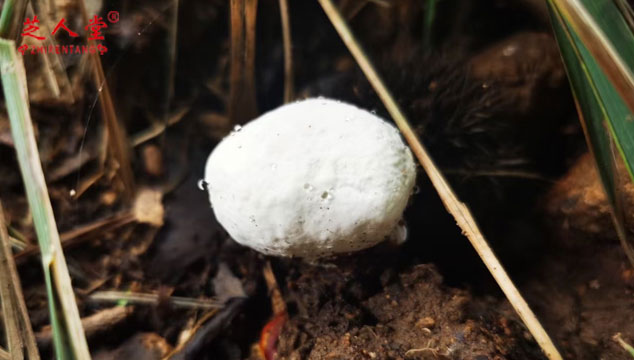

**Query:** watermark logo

left=18, top=12, right=119, bottom=56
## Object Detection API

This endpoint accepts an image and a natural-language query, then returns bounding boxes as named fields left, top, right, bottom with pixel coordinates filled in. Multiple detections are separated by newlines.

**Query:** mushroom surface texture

left=204, top=98, right=417, bottom=258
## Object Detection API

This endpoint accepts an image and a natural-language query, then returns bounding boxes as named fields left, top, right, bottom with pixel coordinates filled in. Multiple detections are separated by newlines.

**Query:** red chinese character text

left=17, top=44, right=28, bottom=55
left=21, top=16, right=45, bottom=40
left=85, top=15, right=108, bottom=41
left=52, top=18, right=78, bottom=37
left=97, top=44, right=108, bottom=55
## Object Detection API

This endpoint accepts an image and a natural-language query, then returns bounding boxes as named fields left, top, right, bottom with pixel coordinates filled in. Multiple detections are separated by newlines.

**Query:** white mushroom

left=204, top=98, right=416, bottom=258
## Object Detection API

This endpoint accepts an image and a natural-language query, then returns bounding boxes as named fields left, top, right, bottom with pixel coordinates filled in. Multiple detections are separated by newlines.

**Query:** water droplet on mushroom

left=304, top=183, right=314, bottom=191
left=389, top=220, right=408, bottom=245
left=197, top=179, right=209, bottom=191
left=233, top=125, right=243, bottom=132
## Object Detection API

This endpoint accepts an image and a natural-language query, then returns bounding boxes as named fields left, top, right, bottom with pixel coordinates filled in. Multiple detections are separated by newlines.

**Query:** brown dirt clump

left=535, top=151, right=634, bottom=359
left=544, top=152, right=634, bottom=240
left=275, top=262, right=543, bottom=360
left=522, top=239, right=634, bottom=359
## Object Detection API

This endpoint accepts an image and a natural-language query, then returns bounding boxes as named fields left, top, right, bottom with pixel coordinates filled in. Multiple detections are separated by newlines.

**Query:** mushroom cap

left=204, top=98, right=416, bottom=258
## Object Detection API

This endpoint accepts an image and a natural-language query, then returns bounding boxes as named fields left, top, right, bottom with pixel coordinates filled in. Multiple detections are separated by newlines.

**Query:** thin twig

left=36, top=306, right=134, bottom=348
left=162, top=309, right=219, bottom=359
left=316, top=1, right=563, bottom=359
left=279, top=0, right=294, bottom=102
left=15, top=211, right=136, bottom=263
left=30, top=0, right=75, bottom=102
left=0, top=201, right=40, bottom=359
left=78, top=0, right=136, bottom=202
left=167, top=298, right=246, bottom=360
left=25, top=3, right=59, bottom=98
left=263, top=261, right=286, bottom=315
left=159, top=0, right=179, bottom=147
left=89, top=291, right=224, bottom=310
left=442, top=168, right=554, bottom=182
left=0, top=205, right=23, bottom=360
left=132, top=107, right=189, bottom=146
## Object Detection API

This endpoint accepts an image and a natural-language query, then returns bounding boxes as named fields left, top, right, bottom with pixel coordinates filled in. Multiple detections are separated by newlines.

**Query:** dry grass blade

left=0, top=201, right=40, bottom=360
left=167, top=298, right=246, bottom=360
left=15, top=211, right=136, bottom=263
left=29, top=0, right=75, bottom=101
left=229, top=0, right=259, bottom=125
left=614, top=333, right=634, bottom=358
left=77, top=0, right=135, bottom=202
left=316, top=1, right=563, bottom=359
left=132, top=107, right=189, bottom=146
left=36, top=306, right=134, bottom=347
left=616, top=0, right=634, bottom=31
left=0, top=39, right=91, bottom=359
left=279, top=0, right=293, bottom=102
left=263, top=261, right=286, bottom=315
left=551, top=0, right=634, bottom=116
left=158, top=0, right=179, bottom=145
left=0, top=209, right=22, bottom=360
left=23, top=3, right=60, bottom=99
left=162, top=309, right=219, bottom=359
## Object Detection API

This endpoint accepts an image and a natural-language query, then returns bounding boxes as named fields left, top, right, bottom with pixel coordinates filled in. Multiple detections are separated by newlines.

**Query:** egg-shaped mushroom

left=204, top=98, right=416, bottom=258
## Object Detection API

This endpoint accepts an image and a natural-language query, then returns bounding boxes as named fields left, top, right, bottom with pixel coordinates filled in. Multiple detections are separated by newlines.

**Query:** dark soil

left=523, top=236, right=634, bottom=360
left=274, top=261, right=542, bottom=359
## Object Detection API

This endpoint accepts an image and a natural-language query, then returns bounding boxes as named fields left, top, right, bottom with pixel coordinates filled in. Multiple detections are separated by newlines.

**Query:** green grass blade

left=423, top=0, right=438, bottom=49
left=576, top=0, right=634, bottom=179
left=547, top=1, right=634, bottom=266
left=0, top=39, right=91, bottom=360
left=0, top=0, right=29, bottom=40
left=550, top=0, right=634, bottom=177
left=614, top=0, right=634, bottom=32
left=0, top=0, right=16, bottom=37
